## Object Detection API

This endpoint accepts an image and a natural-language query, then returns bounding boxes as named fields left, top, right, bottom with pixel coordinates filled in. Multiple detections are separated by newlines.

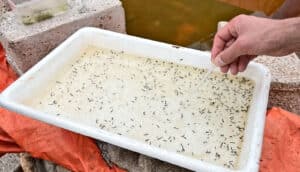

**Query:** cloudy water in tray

left=27, top=46, right=254, bottom=169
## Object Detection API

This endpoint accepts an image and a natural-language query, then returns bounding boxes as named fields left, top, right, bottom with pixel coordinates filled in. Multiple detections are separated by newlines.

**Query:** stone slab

left=0, top=0, right=126, bottom=74
left=9, top=0, right=30, bottom=4
left=0, top=0, right=10, bottom=15
left=0, top=153, right=21, bottom=172
left=255, top=54, right=300, bottom=114
left=97, top=141, right=190, bottom=172
left=19, top=153, right=70, bottom=172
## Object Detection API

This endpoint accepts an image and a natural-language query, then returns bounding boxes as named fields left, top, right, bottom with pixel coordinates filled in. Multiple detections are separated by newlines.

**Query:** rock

left=0, top=153, right=22, bottom=172
left=56, top=165, right=70, bottom=172
left=255, top=53, right=300, bottom=114
left=97, top=141, right=191, bottom=172
left=19, top=153, right=70, bottom=172
left=19, top=153, right=34, bottom=172
left=9, top=0, right=31, bottom=4
left=0, top=0, right=126, bottom=74
left=34, top=159, right=70, bottom=172
left=0, top=0, right=10, bottom=15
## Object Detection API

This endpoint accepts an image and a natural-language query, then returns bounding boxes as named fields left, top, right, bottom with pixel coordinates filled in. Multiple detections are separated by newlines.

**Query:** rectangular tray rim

left=0, top=27, right=271, bottom=172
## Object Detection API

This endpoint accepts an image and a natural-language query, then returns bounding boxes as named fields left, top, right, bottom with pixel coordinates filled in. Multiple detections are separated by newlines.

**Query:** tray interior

left=0, top=28, right=270, bottom=172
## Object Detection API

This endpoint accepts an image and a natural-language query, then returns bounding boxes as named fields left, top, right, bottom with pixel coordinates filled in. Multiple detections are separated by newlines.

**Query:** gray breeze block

left=0, top=0, right=126, bottom=74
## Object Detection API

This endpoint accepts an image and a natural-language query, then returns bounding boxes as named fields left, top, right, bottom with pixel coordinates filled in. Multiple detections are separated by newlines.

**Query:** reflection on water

left=122, top=0, right=250, bottom=47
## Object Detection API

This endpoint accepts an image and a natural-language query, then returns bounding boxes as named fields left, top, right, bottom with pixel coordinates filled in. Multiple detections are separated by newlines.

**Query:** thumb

left=213, top=40, right=244, bottom=67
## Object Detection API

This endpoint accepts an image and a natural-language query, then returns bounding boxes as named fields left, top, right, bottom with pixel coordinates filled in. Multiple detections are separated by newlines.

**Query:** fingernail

left=214, top=55, right=226, bottom=67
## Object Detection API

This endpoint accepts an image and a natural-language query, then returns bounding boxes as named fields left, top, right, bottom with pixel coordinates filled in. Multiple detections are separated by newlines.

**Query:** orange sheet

left=0, top=45, right=125, bottom=172
left=260, top=107, right=300, bottom=172
left=0, top=44, right=299, bottom=172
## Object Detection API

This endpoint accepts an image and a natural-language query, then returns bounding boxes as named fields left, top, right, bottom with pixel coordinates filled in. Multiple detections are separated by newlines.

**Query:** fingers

left=213, top=38, right=236, bottom=67
left=225, top=39, right=235, bottom=48
left=211, top=23, right=236, bottom=59
left=238, top=55, right=249, bottom=72
left=238, top=55, right=257, bottom=72
left=220, top=65, right=229, bottom=73
left=220, top=55, right=256, bottom=75
left=220, top=58, right=241, bottom=75
left=220, top=43, right=255, bottom=75
left=213, top=40, right=244, bottom=67
left=229, top=61, right=239, bottom=75
left=211, top=15, right=262, bottom=74
left=216, top=39, right=235, bottom=74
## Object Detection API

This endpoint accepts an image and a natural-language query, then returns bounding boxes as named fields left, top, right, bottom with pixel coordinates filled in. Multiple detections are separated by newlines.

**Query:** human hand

left=211, top=15, right=296, bottom=75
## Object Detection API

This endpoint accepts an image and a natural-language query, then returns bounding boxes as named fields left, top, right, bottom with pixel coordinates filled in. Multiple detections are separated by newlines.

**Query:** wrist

left=281, top=18, right=300, bottom=52
left=272, top=18, right=300, bottom=54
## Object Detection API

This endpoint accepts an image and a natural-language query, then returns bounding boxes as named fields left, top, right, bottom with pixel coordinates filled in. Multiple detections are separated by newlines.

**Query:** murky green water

left=121, top=0, right=250, bottom=47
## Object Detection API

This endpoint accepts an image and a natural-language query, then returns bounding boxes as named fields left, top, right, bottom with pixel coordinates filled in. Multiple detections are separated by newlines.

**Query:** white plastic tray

left=0, top=27, right=271, bottom=172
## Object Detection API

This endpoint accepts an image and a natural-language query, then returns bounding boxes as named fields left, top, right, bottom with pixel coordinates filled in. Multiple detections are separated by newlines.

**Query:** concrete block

left=255, top=53, right=300, bottom=114
left=0, top=0, right=126, bottom=74
left=97, top=141, right=190, bottom=172
left=10, top=0, right=31, bottom=4
left=0, top=153, right=21, bottom=172
left=0, top=0, right=10, bottom=15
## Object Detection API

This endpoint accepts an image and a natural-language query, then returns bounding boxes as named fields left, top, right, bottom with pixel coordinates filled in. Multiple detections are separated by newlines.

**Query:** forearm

left=272, top=0, right=300, bottom=19
left=278, top=17, right=300, bottom=53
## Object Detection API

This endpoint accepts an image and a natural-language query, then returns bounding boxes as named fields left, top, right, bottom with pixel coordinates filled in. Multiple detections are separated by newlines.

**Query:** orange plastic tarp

left=0, top=44, right=125, bottom=172
left=260, top=107, right=300, bottom=172
left=0, top=44, right=299, bottom=172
